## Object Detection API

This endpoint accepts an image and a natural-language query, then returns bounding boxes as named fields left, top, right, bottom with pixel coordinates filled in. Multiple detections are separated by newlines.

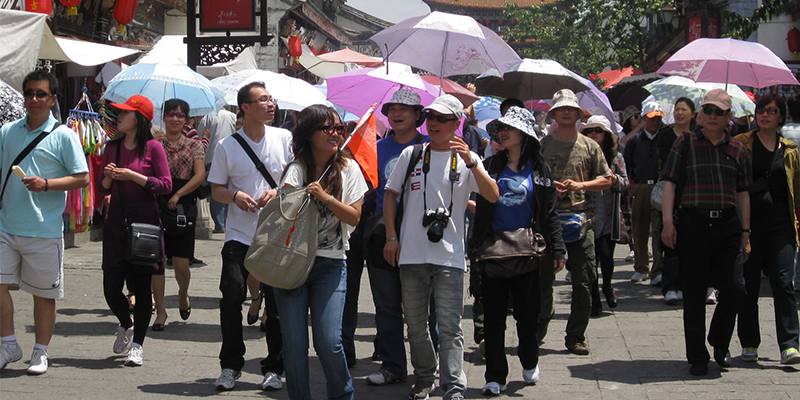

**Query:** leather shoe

left=603, top=286, right=618, bottom=308
left=689, top=362, right=708, bottom=376
left=714, top=347, right=731, bottom=368
left=567, top=342, right=590, bottom=355
left=152, top=313, right=167, bottom=331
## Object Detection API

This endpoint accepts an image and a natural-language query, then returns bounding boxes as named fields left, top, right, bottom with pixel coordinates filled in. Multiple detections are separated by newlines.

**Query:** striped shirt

left=661, top=127, right=751, bottom=209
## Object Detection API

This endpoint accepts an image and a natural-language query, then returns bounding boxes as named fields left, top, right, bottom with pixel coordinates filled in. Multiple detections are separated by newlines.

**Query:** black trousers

left=677, top=209, right=745, bottom=365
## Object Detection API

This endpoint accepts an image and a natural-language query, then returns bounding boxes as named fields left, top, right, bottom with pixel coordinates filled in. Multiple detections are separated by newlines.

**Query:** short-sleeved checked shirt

left=161, top=134, right=204, bottom=180
left=661, top=127, right=751, bottom=209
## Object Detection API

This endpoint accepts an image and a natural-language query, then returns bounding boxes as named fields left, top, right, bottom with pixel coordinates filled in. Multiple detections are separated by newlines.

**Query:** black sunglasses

left=581, top=127, right=606, bottom=134
left=425, top=112, right=458, bottom=123
left=165, top=111, right=187, bottom=119
left=23, top=89, right=52, bottom=100
left=702, top=105, right=728, bottom=117
left=317, top=124, right=345, bottom=135
left=755, top=107, right=779, bottom=116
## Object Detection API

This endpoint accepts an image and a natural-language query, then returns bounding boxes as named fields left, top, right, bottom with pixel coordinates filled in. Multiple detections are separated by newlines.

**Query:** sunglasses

left=702, top=105, right=728, bottom=117
left=317, top=124, right=345, bottom=135
left=165, top=111, right=187, bottom=119
left=581, top=127, right=606, bottom=134
left=23, top=89, right=52, bottom=99
left=755, top=107, right=779, bottom=116
left=425, top=112, right=458, bottom=123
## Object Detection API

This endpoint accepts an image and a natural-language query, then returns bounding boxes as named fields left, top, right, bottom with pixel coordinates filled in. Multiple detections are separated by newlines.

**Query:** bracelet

left=231, top=190, right=239, bottom=203
left=742, top=228, right=751, bottom=233
left=44, top=179, right=48, bottom=192
left=465, top=160, right=479, bottom=169
left=325, top=196, right=335, bottom=207
left=386, top=237, right=398, bottom=242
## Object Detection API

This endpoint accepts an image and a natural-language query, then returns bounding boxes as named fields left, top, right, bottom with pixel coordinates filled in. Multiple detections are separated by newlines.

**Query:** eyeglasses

left=165, top=111, right=186, bottom=119
left=702, top=105, right=728, bottom=117
left=581, top=127, right=606, bottom=134
left=425, top=112, right=458, bottom=123
left=317, top=124, right=345, bottom=135
left=755, top=107, right=779, bottom=116
left=23, top=89, right=52, bottom=100
left=245, top=96, right=275, bottom=105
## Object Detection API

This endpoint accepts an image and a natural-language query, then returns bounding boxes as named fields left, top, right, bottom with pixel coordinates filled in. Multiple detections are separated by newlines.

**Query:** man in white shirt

left=198, top=108, right=237, bottom=233
left=383, top=94, right=499, bottom=400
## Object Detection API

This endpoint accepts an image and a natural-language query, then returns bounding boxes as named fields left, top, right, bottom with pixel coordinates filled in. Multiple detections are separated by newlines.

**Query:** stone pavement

left=2, top=235, right=800, bottom=399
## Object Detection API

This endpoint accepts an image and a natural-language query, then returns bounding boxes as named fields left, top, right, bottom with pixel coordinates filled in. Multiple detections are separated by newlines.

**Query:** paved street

left=2, top=234, right=800, bottom=399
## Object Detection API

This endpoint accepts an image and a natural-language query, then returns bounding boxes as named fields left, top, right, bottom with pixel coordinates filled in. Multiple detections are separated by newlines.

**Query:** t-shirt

left=207, top=127, right=293, bottom=246
left=385, top=144, right=483, bottom=270
left=375, top=132, right=429, bottom=213
left=0, top=114, right=88, bottom=238
left=198, top=109, right=237, bottom=165
left=281, top=158, right=368, bottom=260
left=491, top=161, right=534, bottom=233
left=540, top=134, right=612, bottom=214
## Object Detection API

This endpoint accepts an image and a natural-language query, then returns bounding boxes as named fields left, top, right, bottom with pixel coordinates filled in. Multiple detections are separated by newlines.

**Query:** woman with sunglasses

left=151, top=99, right=205, bottom=331
left=581, top=116, right=630, bottom=315
left=274, top=105, right=367, bottom=399
left=99, top=95, right=172, bottom=366
left=471, top=107, right=565, bottom=395
left=733, top=93, right=800, bottom=365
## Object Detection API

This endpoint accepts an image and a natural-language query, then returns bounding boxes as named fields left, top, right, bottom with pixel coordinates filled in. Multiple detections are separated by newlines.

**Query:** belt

left=634, top=180, right=656, bottom=185
left=680, top=207, right=736, bottom=219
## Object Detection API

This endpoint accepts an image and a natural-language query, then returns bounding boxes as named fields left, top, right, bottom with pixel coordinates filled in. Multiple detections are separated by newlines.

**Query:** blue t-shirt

left=375, top=132, right=429, bottom=213
left=491, top=161, right=535, bottom=232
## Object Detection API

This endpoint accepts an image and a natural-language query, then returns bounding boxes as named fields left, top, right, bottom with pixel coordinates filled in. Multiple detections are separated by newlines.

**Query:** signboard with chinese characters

left=687, top=15, right=702, bottom=43
left=707, top=16, right=719, bottom=38
left=200, top=0, right=255, bottom=32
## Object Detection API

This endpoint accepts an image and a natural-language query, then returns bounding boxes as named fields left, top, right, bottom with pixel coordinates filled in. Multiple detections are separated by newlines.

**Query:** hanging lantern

left=288, top=35, right=302, bottom=60
left=309, top=45, right=317, bottom=55
left=498, top=19, right=504, bottom=25
left=484, top=19, right=490, bottom=25
left=25, top=0, right=52, bottom=15
left=511, top=19, right=517, bottom=25
left=60, top=0, right=81, bottom=16
left=788, top=27, right=800, bottom=58
left=113, top=0, right=137, bottom=33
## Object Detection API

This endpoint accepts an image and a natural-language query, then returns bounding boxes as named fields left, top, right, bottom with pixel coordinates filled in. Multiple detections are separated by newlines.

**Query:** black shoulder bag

left=231, top=133, right=279, bottom=188
left=0, top=123, right=60, bottom=210
left=364, top=142, right=425, bottom=271
left=116, top=143, right=163, bottom=266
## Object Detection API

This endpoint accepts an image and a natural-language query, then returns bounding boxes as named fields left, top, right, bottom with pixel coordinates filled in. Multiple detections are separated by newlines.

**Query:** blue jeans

left=400, top=264, right=466, bottom=398
left=209, top=196, right=227, bottom=231
left=273, top=257, right=354, bottom=400
left=367, top=265, right=407, bottom=377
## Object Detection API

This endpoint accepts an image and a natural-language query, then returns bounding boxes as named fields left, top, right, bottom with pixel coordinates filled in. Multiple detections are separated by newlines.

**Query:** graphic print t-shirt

left=491, top=161, right=534, bottom=232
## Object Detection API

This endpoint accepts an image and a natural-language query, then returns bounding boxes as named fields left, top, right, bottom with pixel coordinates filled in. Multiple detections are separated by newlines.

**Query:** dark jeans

left=342, top=225, right=366, bottom=363
left=482, top=268, right=540, bottom=385
left=677, top=209, right=745, bottom=365
left=259, top=283, right=284, bottom=375
left=737, top=222, right=799, bottom=351
left=661, top=241, right=681, bottom=295
left=367, top=265, right=408, bottom=377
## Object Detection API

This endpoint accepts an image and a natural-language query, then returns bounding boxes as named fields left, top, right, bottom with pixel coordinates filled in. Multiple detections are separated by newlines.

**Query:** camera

left=422, top=207, right=449, bottom=243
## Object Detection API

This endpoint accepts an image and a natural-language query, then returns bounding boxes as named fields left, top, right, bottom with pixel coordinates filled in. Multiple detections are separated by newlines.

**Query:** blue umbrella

left=102, top=63, right=226, bottom=117
left=474, top=96, right=502, bottom=121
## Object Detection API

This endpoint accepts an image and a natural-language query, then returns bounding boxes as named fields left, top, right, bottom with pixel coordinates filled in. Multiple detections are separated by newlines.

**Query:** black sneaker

left=714, top=347, right=731, bottom=368
left=689, top=362, right=708, bottom=376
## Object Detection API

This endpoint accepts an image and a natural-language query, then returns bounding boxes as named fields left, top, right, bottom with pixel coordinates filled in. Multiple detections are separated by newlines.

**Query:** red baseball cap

left=110, top=94, right=154, bottom=121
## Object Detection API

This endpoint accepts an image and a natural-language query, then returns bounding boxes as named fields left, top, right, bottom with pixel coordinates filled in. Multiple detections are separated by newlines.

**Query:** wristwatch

left=465, top=160, right=479, bottom=169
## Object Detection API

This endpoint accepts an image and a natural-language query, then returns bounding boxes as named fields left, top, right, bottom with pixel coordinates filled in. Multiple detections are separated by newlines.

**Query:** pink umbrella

left=657, top=38, right=799, bottom=88
left=420, top=75, right=478, bottom=107
left=318, top=48, right=383, bottom=68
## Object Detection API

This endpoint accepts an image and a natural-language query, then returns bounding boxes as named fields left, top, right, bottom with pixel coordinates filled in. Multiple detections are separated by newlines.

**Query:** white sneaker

left=0, top=341, right=23, bottom=369
left=705, top=288, right=718, bottom=304
left=26, top=348, right=48, bottom=375
left=124, top=343, right=143, bottom=367
left=676, top=290, right=684, bottom=301
left=482, top=382, right=507, bottom=396
left=215, top=368, right=241, bottom=391
left=565, top=271, right=572, bottom=282
left=113, top=325, right=133, bottom=354
left=630, top=272, right=645, bottom=282
left=523, top=365, right=540, bottom=384
left=781, top=348, right=800, bottom=364
left=650, top=274, right=663, bottom=286
left=366, top=368, right=405, bottom=385
left=625, top=250, right=634, bottom=262
left=741, top=347, right=758, bottom=362
left=664, top=290, right=681, bottom=305
left=260, top=371, right=283, bottom=391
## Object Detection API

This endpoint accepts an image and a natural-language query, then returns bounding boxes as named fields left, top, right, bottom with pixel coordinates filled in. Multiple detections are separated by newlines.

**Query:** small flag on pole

left=345, top=104, right=379, bottom=189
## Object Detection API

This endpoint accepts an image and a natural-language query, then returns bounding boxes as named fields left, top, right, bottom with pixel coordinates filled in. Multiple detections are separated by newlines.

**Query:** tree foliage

left=723, top=0, right=794, bottom=40
left=502, top=0, right=669, bottom=80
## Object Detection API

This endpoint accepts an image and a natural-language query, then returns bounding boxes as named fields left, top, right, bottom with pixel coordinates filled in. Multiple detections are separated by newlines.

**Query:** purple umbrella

left=657, top=38, right=799, bottom=88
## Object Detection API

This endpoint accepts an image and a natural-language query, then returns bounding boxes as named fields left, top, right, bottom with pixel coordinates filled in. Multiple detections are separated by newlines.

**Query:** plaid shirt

left=661, top=127, right=751, bottom=209
left=161, top=134, right=204, bottom=180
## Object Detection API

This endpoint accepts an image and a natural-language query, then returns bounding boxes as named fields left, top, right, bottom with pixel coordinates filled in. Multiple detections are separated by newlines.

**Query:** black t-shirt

left=751, top=134, right=789, bottom=228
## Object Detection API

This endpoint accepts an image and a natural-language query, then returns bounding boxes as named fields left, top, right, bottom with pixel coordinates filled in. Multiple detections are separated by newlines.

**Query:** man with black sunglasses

left=0, top=69, right=90, bottom=375
left=661, top=88, right=751, bottom=376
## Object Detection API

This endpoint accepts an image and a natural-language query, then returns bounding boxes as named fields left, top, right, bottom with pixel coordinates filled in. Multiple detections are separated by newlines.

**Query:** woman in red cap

left=98, top=95, right=172, bottom=367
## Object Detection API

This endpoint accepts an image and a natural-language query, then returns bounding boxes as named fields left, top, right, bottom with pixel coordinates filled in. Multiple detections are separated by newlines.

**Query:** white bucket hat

left=487, top=106, right=540, bottom=142
left=580, top=115, right=614, bottom=135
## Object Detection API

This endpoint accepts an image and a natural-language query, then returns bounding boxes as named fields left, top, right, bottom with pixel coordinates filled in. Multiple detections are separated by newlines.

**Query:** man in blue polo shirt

left=0, top=70, right=89, bottom=375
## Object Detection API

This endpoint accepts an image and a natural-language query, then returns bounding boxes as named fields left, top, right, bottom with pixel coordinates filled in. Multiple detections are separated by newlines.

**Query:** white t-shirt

left=198, top=109, right=237, bottom=165
left=385, top=144, right=483, bottom=270
left=207, top=126, right=293, bottom=246
left=281, top=158, right=368, bottom=259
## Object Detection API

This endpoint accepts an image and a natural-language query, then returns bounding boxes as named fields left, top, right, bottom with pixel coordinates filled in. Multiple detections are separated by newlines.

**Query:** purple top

left=98, top=140, right=172, bottom=198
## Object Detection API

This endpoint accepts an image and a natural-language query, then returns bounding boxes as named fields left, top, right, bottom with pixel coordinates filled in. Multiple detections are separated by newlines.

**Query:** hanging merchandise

left=25, top=0, right=52, bottom=15
left=59, top=0, right=81, bottom=16
left=65, top=88, right=104, bottom=233
left=113, top=0, right=137, bottom=32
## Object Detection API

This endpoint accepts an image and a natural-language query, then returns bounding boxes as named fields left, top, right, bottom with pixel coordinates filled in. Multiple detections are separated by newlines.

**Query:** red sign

left=687, top=15, right=702, bottom=43
left=708, top=17, right=719, bottom=38
left=200, top=0, right=255, bottom=32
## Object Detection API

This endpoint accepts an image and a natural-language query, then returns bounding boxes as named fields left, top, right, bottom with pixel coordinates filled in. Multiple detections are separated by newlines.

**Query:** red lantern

left=788, top=27, right=800, bottom=58
left=309, top=45, right=317, bottom=55
left=113, top=0, right=138, bottom=32
left=511, top=19, right=517, bottom=24
left=25, top=0, right=52, bottom=15
left=60, top=0, right=81, bottom=16
left=498, top=19, right=504, bottom=25
left=288, top=36, right=302, bottom=59
left=484, top=19, right=490, bottom=25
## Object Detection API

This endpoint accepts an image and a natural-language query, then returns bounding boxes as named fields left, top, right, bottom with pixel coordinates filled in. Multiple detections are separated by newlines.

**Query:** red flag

left=346, top=105, right=379, bottom=189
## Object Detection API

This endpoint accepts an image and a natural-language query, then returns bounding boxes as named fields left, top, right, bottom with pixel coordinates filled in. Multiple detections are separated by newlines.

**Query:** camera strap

left=421, top=145, right=458, bottom=217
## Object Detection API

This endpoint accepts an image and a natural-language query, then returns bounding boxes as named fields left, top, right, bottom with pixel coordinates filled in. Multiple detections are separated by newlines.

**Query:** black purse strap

left=0, top=122, right=60, bottom=202
left=231, top=133, right=278, bottom=189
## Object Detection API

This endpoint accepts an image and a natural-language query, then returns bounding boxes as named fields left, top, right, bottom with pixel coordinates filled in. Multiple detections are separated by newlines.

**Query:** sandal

left=247, top=295, right=262, bottom=325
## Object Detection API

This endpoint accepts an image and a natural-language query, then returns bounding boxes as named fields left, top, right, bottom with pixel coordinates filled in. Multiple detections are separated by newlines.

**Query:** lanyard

left=421, top=145, right=459, bottom=216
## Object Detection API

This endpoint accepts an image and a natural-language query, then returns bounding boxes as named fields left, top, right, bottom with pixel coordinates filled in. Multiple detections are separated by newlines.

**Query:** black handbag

left=160, top=203, right=197, bottom=236
left=116, top=143, right=163, bottom=266
left=476, top=228, right=546, bottom=279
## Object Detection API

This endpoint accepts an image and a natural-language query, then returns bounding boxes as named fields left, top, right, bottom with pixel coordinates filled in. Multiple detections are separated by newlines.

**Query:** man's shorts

left=0, top=231, right=64, bottom=299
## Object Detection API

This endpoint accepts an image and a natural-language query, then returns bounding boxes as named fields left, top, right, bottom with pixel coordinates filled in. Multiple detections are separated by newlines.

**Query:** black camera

left=422, top=207, right=449, bottom=243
